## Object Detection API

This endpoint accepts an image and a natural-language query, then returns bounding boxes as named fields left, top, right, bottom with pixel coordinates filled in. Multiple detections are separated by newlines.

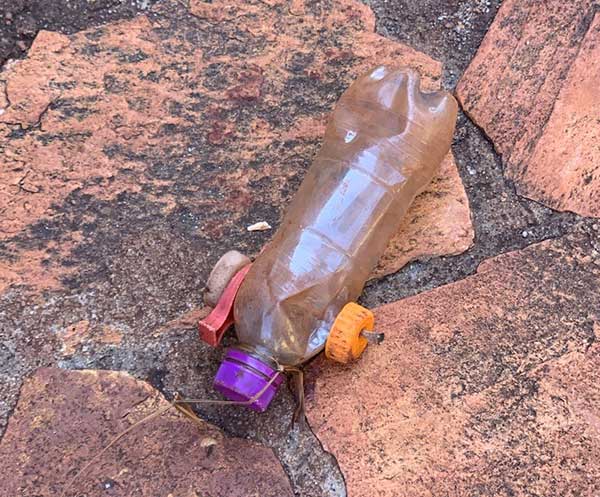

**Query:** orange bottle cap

left=325, top=302, right=374, bottom=364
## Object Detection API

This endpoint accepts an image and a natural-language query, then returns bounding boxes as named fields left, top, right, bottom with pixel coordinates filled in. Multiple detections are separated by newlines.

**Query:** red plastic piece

left=198, top=264, right=251, bottom=346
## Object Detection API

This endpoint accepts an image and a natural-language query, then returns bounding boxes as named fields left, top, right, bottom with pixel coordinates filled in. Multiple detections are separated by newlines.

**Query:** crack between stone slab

left=1, top=95, right=57, bottom=136
left=0, top=376, right=24, bottom=444
left=33, top=100, right=54, bottom=131
left=277, top=443, right=300, bottom=497
left=303, top=414, right=348, bottom=497
left=120, top=393, right=152, bottom=419
left=453, top=98, right=513, bottom=182
left=363, top=213, right=589, bottom=308
left=362, top=112, right=586, bottom=304
left=452, top=106, right=590, bottom=235
left=455, top=106, right=526, bottom=218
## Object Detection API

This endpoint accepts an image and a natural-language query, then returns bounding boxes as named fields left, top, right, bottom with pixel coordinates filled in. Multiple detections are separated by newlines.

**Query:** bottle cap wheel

left=325, top=302, right=374, bottom=364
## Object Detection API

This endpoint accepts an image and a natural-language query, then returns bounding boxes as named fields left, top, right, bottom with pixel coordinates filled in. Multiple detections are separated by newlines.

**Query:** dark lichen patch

left=280, top=75, right=345, bottom=117
left=147, top=160, right=180, bottom=180
left=49, top=80, right=77, bottom=91
left=50, top=97, right=98, bottom=120
left=165, top=99, right=184, bottom=117
left=471, top=375, right=541, bottom=438
left=117, top=49, right=149, bottom=63
left=42, top=190, right=198, bottom=296
left=78, top=43, right=102, bottom=57
left=103, top=74, right=129, bottom=94
left=202, top=30, right=259, bottom=59
left=286, top=52, right=316, bottom=74
left=126, top=96, right=150, bottom=112
left=5, top=126, right=29, bottom=140
left=84, top=27, right=106, bottom=42
left=203, top=63, right=233, bottom=90
left=139, top=70, right=161, bottom=82
left=102, top=143, right=124, bottom=159
left=0, top=244, right=19, bottom=265
left=35, top=131, right=92, bottom=145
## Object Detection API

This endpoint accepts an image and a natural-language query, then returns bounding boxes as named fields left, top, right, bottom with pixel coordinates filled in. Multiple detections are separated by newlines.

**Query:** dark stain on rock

left=51, top=96, right=97, bottom=120
left=103, top=73, right=129, bottom=94
left=79, top=43, right=102, bottom=57
left=117, top=48, right=149, bottom=63
left=203, top=63, right=232, bottom=90
left=286, top=52, right=316, bottom=74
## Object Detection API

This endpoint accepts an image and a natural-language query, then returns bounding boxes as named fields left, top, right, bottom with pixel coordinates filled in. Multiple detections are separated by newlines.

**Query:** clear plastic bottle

left=214, top=66, right=458, bottom=410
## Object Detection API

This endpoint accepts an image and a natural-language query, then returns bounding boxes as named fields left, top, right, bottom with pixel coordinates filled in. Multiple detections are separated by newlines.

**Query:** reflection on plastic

left=234, top=66, right=458, bottom=366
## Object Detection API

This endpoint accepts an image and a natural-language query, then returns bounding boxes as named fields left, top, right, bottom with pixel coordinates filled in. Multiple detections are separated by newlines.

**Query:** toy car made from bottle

left=199, top=66, right=458, bottom=411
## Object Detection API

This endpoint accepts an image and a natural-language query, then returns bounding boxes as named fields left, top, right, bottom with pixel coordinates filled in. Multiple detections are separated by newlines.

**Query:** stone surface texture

left=0, top=0, right=158, bottom=65
left=2, top=1, right=599, bottom=497
left=457, top=0, right=600, bottom=217
left=0, top=367, right=293, bottom=497
left=0, top=0, right=472, bottom=294
left=306, top=232, right=600, bottom=497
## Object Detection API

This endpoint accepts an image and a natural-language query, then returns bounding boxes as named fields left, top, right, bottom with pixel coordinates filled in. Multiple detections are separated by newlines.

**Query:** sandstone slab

left=306, top=233, right=600, bottom=496
left=0, top=367, right=293, bottom=496
left=0, top=0, right=472, bottom=294
left=457, top=0, right=600, bottom=217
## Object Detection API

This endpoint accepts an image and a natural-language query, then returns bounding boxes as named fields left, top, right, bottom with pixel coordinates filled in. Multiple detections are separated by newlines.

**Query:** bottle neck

left=235, top=343, right=280, bottom=370
left=213, top=347, right=284, bottom=412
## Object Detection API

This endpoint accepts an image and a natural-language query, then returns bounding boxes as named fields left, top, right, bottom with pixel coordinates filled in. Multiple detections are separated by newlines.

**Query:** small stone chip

left=247, top=221, right=272, bottom=232
left=200, top=437, right=218, bottom=448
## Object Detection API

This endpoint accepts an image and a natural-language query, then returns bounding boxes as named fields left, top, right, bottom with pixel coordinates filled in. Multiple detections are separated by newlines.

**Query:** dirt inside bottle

left=214, top=66, right=458, bottom=411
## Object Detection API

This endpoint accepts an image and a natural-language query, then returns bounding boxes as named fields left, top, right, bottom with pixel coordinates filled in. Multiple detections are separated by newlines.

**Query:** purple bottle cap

left=213, top=348, right=284, bottom=412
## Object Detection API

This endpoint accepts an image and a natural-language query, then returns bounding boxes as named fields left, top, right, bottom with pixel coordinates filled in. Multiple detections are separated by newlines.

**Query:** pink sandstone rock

left=306, top=232, right=600, bottom=497
left=519, top=14, right=600, bottom=217
left=0, top=367, right=293, bottom=496
left=457, top=0, right=600, bottom=217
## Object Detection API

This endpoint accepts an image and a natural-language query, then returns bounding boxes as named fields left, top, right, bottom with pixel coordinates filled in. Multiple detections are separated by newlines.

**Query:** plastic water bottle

left=214, top=66, right=458, bottom=410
